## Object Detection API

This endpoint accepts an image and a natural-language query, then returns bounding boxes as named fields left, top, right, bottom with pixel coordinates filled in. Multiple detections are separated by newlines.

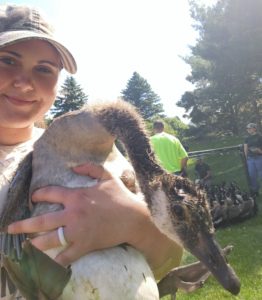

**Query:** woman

left=0, top=4, right=182, bottom=298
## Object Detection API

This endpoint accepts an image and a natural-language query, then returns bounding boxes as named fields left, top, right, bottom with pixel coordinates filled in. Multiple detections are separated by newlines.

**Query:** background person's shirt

left=150, top=132, right=188, bottom=173
left=195, top=162, right=210, bottom=179
left=244, top=134, right=262, bottom=157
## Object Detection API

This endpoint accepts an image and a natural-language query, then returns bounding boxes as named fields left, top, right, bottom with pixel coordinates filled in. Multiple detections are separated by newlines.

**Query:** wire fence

left=187, top=144, right=251, bottom=191
left=187, top=145, right=257, bottom=227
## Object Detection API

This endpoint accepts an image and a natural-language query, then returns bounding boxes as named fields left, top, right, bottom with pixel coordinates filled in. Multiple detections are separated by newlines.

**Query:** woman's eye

left=0, top=57, right=16, bottom=65
left=36, top=66, right=53, bottom=74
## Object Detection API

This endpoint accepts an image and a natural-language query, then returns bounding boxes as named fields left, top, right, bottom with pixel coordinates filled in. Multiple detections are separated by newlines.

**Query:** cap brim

left=0, top=31, right=77, bottom=74
left=246, top=123, right=257, bottom=129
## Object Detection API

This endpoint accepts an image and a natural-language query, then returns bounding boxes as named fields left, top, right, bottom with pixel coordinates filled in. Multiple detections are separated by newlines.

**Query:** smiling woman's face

left=0, top=39, right=61, bottom=130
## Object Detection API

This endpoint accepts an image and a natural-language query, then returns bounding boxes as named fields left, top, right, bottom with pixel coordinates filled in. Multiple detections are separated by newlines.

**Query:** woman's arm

left=8, top=163, right=183, bottom=280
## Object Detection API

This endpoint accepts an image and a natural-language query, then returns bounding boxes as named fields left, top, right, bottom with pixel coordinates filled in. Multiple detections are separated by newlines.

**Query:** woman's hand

left=8, top=163, right=148, bottom=266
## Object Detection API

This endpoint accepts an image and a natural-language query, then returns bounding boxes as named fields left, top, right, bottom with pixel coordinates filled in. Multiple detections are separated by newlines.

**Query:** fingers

left=32, top=186, right=75, bottom=204
left=26, top=228, right=76, bottom=267
left=8, top=210, right=65, bottom=234
left=30, top=229, right=65, bottom=251
left=73, top=162, right=113, bottom=180
left=55, top=245, right=81, bottom=266
left=31, top=162, right=114, bottom=204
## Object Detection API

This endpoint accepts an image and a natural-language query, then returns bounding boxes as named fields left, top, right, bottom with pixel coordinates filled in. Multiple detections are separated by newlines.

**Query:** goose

left=203, top=182, right=257, bottom=228
left=0, top=100, right=240, bottom=299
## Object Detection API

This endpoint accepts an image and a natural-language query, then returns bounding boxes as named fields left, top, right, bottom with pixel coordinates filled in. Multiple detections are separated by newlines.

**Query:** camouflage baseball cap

left=0, top=4, right=77, bottom=74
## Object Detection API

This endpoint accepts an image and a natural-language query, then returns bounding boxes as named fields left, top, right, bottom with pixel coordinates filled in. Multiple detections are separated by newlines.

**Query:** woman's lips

left=4, top=95, right=36, bottom=106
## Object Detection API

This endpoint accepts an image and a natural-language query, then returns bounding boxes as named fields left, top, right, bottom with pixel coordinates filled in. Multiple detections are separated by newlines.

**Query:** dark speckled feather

left=0, top=152, right=32, bottom=229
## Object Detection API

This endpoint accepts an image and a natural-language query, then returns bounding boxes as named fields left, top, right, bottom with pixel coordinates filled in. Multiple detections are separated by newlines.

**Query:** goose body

left=57, top=246, right=158, bottom=300
left=2, top=100, right=240, bottom=299
left=29, top=110, right=159, bottom=299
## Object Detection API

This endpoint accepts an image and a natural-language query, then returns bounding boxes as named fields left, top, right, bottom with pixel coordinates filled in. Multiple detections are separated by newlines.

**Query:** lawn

left=161, top=135, right=262, bottom=300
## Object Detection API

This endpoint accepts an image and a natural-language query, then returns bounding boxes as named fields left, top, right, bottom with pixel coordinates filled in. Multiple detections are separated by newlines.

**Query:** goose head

left=148, top=174, right=240, bottom=295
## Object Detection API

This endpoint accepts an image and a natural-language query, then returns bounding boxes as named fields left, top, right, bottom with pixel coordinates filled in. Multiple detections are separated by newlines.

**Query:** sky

left=8, top=0, right=217, bottom=120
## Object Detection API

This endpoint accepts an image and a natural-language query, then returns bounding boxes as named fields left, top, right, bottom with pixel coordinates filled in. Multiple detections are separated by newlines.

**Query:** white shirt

left=0, top=127, right=44, bottom=300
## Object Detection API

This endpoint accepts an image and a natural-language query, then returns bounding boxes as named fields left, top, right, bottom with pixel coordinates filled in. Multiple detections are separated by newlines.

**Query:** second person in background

left=150, top=120, right=188, bottom=177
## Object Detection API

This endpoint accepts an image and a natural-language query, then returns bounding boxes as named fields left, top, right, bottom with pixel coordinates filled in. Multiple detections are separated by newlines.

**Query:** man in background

left=150, top=120, right=188, bottom=176
left=194, top=156, right=212, bottom=186
left=244, top=123, right=262, bottom=197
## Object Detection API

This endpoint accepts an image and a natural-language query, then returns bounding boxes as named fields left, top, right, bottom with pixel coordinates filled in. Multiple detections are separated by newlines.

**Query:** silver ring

left=57, top=227, right=68, bottom=247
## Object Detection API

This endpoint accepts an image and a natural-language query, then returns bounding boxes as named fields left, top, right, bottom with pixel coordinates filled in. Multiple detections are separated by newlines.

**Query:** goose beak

left=186, top=233, right=240, bottom=295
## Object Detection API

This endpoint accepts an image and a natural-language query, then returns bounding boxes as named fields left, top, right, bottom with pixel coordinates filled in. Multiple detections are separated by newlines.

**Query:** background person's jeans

left=247, top=156, right=262, bottom=193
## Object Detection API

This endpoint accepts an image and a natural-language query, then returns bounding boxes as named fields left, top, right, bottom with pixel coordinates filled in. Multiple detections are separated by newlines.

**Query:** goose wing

left=1, top=239, right=71, bottom=300
left=0, top=152, right=71, bottom=299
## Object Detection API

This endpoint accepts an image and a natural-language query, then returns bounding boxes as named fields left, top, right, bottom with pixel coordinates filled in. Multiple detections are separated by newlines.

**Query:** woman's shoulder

left=0, top=127, right=44, bottom=177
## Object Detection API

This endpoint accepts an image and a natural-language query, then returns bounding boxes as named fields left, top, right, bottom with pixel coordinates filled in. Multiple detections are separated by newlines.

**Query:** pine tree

left=121, top=72, right=164, bottom=119
left=51, top=76, right=88, bottom=117
left=178, top=0, right=262, bottom=133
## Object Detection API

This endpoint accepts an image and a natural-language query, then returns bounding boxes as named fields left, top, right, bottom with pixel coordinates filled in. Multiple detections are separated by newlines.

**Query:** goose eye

left=171, top=204, right=184, bottom=219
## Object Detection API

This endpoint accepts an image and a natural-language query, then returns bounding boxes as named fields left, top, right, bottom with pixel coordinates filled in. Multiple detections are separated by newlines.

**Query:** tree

left=121, top=72, right=164, bottom=119
left=51, top=76, right=88, bottom=117
left=178, top=0, right=262, bottom=134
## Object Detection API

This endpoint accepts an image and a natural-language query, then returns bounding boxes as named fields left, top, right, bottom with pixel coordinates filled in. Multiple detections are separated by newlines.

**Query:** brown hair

left=153, top=120, right=164, bottom=131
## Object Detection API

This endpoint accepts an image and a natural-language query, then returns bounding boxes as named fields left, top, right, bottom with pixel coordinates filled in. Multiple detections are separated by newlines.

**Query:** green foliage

left=51, top=76, right=88, bottom=118
left=146, top=117, right=189, bottom=146
left=121, top=72, right=165, bottom=120
left=178, top=0, right=262, bottom=135
left=164, top=117, right=189, bottom=138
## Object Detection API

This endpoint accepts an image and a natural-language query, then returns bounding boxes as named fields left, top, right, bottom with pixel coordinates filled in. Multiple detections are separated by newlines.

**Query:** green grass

left=161, top=135, right=262, bottom=300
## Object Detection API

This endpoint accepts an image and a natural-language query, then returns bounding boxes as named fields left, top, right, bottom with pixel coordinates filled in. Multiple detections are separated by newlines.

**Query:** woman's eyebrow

left=0, top=50, right=21, bottom=57
left=38, top=60, right=61, bottom=68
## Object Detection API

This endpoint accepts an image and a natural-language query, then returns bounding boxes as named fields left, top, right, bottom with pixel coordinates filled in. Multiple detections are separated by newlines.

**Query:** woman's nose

left=12, top=74, right=34, bottom=92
